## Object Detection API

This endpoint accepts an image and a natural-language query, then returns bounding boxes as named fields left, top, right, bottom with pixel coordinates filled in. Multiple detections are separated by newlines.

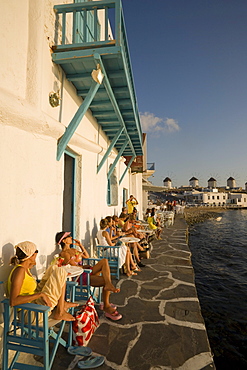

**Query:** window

left=107, top=165, right=118, bottom=206
left=208, top=196, right=210, bottom=200
left=223, top=196, right=225, bottom=200
left=217, top=196, right=219, bottom=200
left=212, top=196, right=215, bottom=200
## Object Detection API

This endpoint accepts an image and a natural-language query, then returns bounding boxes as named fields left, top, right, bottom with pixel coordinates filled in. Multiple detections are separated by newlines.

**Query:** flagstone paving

left=51, top=215, right=215, bottom=370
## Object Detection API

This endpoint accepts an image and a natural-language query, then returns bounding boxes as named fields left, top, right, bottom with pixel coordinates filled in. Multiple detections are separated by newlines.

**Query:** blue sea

left=189, top=209, right=247, bottom=370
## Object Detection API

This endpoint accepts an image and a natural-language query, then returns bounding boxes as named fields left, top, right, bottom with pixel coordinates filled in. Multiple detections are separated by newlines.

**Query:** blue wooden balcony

left=52, top=0, right=143, bottom=168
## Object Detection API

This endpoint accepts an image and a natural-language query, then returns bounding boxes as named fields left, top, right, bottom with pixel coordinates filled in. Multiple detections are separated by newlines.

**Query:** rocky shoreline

left=184, top=206, right=226, bottom=225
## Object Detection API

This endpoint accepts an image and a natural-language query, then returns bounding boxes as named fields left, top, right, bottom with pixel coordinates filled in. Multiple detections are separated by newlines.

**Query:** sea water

left=189, top=209, right=247, bottom=370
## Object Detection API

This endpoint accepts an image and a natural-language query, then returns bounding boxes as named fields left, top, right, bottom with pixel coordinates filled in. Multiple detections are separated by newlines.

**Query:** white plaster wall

left=0, top=125, right=64, bottom=279
left=228, top=193, right=247, bottom=207
left=202, top=192, right=227, bottom=205
left=0, top=0, right=28, bottom=98
left=0, top=0, right=143, bottom=276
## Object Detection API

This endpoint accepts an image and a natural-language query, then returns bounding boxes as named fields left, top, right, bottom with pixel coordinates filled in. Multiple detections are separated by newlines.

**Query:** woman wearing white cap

left=8, top=241, right=78, bottom=321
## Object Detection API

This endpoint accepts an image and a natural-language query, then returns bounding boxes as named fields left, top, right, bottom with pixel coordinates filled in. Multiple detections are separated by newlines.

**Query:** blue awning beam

left=97, top=127, right=124, bottom=174
left=93, top=53, right=136, bottom=154
left=57, top=66, right=104, bottom=161
left=107, top=141, right=128, bottom=180
left=119, top=155, right=136, bottom=185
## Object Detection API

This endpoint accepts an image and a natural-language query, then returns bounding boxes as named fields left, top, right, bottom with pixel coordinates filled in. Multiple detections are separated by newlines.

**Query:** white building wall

left=202, top=192, right=227, bottom=205
left=228, top=193, right=247, bottom=207
left=0, top=0, right=143, bottom=282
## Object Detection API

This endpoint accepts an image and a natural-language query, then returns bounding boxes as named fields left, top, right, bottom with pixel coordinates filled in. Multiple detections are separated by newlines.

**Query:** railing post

left=115, top=0, right=121, bottom=46
left=94, top=8, right=97, bottom=41
left=83, top=9, right=87, bottom=42
left=104, top=6, right=109, bottom=41
left=72, top=10, right=76, bottom=44
left=62, top=11, right=66, bottom=45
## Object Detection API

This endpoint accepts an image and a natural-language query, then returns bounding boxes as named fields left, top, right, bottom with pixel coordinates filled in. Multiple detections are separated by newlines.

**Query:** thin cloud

left=140, top=112, right=180, bottom=134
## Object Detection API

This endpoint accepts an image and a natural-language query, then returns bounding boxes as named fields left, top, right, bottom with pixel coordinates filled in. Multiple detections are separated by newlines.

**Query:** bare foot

left=104, top=283, right=120, bottom=293
left=64, top=301, right=79, bottom=310
left=52, top=310, right=75, bottom=321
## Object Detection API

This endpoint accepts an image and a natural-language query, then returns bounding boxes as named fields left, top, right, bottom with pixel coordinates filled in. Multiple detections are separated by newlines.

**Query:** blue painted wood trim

left=54, top=1, right=116, bottom=13
left=65, top=149, right=77, bottom=238
left=115, top=0, right=121, bottom=46
left=107, top=141, right=128, bottom=180
left=119, top=155, right=135, bottom=185
left=52, top=46, right=121, bottom=64
left=97, top=127, right=124, bottom=173
left=57, top=80, right=100, bottom=161
left=104, top=6, right=109, bottom=40
left=93, top=53, right=136, bottom=157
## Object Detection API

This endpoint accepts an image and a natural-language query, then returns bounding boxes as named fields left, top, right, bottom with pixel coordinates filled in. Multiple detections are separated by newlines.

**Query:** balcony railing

left=53, top=0, right=139, bottom=135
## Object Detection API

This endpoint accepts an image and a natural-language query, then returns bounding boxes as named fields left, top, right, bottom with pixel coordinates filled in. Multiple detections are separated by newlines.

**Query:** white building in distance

left=189, top=177, right=199, bottom=188
left=208, top=177, right=217, bottom=188
left=227, top=177, right=236, bottom=189
left=163, top=177, right=172, bottom=189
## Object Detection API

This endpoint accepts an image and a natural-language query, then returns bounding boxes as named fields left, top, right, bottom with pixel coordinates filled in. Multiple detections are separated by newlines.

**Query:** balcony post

left=107, top=141, right=128, bottom=180
left=119, top=155, right=135, bottom=185
left=57, top=79, right=101, bottom=161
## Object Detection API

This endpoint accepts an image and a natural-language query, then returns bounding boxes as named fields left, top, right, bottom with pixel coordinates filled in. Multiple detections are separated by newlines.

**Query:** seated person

left=119, top=216, right=146, bottom=268
left=119, top=207, right=128, bottom=220
left=56, top=231, right=122, bottom=320
left=97, top=218, right=140, bottom=276
left=105, top=216, right=120, bottom=242
left=8, top=241, right=77, bottom=322
left=132, top=208, right=139, bottom=220
left=148, top=209, right=162, bottom=240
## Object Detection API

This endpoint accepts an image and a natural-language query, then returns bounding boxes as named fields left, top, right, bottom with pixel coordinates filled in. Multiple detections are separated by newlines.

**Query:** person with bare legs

left=8, top=241, right=77, bottom=322
left=56, top=231, right=122, bottom=320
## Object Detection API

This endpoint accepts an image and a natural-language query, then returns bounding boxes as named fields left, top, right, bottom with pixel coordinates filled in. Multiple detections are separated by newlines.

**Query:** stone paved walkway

left=52, top=215, right=215, bottom=370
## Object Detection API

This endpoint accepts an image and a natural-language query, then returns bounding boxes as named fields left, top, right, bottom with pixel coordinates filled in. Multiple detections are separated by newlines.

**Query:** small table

left=120, top=237, right=140, bottom=243
left=137, top=229, right=154, bottom=234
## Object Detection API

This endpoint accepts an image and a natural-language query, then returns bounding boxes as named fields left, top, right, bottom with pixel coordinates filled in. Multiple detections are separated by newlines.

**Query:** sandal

left=78, top=356, right=105, bottom=369
left=67, top=346, right=92, bottom=356
left=129, top=271, right=137, bottom=276
left=105, top=311, right=122, bottom=321
left=99, top=302, right=117, bottom=311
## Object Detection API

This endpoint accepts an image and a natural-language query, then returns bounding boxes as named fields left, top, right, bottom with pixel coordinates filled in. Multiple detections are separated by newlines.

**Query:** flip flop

left=67, top=346, right=92, bottom=356
left=99, top=302, right=117, bottom=310
left=78, top=356, right=105, bottom=369
left=105, top=311, right=122, bottom=321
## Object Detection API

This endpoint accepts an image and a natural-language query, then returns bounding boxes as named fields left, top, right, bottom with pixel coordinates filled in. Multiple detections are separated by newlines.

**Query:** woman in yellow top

left=8, top=241, right=77, bottom=321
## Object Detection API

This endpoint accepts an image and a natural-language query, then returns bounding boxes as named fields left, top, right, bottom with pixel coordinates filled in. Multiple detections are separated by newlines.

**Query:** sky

left=121, top=0, right=247, bottom=188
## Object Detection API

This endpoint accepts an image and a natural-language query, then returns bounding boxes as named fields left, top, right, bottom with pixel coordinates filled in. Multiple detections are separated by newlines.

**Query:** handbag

left=72, top=296, right=99, bottom=346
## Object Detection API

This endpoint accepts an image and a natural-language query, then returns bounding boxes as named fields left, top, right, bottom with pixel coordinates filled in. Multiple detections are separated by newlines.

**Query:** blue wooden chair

left=72, top=258, right=102, bottom=304
left=1, top=280, right=77, bottom=370
left=95, top=244, right=120, bottom=280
